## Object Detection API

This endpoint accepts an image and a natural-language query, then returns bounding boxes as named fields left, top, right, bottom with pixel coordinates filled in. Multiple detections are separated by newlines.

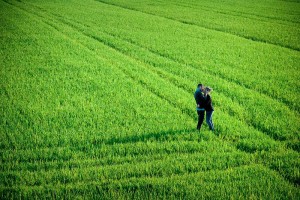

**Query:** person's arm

left=198, top=94, right=206, bottom=108
left=203, top=94, right=210, bottom=107
left=195, top=91, right=201, bottom=105
left=207, top=95, right=212, bottom=106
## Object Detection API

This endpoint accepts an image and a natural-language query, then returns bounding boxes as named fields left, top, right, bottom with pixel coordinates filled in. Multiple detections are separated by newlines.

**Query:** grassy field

left=0, top=0, right=299, bottom=199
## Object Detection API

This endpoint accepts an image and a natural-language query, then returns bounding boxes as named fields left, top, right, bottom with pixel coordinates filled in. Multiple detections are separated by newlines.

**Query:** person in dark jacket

left=194, top=84, right=206, bottom=130
left=204, top=87, right=214, bottom=131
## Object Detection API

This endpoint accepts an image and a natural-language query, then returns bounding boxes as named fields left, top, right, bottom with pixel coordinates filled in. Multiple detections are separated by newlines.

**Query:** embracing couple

left=194, top=83, right=214, bottom=131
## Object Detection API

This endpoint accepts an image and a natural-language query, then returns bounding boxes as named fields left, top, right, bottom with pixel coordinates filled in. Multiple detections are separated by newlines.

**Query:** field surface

left=0, top=0, right=300, bottom=199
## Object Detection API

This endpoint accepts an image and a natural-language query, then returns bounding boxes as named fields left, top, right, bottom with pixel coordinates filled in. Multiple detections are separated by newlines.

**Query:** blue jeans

left=206, top=111, right=214, bottom=130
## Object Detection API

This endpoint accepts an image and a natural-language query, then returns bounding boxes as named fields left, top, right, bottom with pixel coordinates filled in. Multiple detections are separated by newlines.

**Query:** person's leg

left=206, top=111, right=214, bottom=130
left=197, top=111, right=202, bottom=130
left=210, top=111, right=214, bottom=130
left=197, top=110, right=205, bottom=130
left=197, top=110, right=201, bottom=130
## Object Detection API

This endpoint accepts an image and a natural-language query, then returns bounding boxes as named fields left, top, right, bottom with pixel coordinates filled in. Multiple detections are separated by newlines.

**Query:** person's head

left=197, top=83, right=204, bottom=91
left=205, top=87, right=212, bottom=94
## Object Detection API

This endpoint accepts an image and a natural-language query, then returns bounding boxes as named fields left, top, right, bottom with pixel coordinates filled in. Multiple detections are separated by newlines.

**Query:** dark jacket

left=194, top=88, right=205, bottom=109
left=205, top=94, right=214, bottom=111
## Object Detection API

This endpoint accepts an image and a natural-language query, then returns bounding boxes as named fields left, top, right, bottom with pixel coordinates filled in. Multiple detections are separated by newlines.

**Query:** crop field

left=0, top=0, right=300, bottom=199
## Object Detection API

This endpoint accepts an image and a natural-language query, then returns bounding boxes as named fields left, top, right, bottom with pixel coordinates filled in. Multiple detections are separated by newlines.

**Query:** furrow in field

left=4, top=145, right=243, bottom=170
left=8, top=0, right=300, bottom=158
left=17, top=0, right=300, bottom=117
left=1, top=0, right=195, bottom=146
left=73, top=36, right=283, bottom=143
left=8, top=3, right=197, bottom=120
left=171, top=0, right=300, bottom=25
left=0, top=1, right=290, bottom=148
left=0, top=141, right=233, bottom=172
left=29, top=3, right=300, bottom=184
left=2, top=0, right=198, bottom=119
left=96, top=0, right=300, bottom=51
left=2, top=145, right=298, bottom=186
left=1, top=0, right=298, bottom=187
left=87, top=34, right=298, bottom=144
left=26, top=0, right=300, bottom=115
left=0, top=152, right=254, bottom=187
left=1, top=10, right=298, bottom=186
left=188, top=0, right=300, bottom=15
left=1, top=139, right=231, bottom=164
left=1, top=165, right=298, bottom=199
left=37, top=10, right=300, bottom=147
left=78, top=27, right=300, bottom=114
left=80, top=21, right=299, bottom=119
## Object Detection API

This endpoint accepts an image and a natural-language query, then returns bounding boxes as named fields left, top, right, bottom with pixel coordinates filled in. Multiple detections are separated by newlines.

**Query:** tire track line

left=1, top=0, right=197, bottom=122
left=13, top=0, right=298, bottom=149
left=4, top=0, right=298, bottom=148
left=7, top=0, right=292, bottom=152
left=96, top=0, right=300, bottom=52
left=1, top=163, right=255, bottom=189
left=1, top=164, right=296, bottom=193
left=22, top=1, right=300, bottom=113
left=1, top=151, right=244, bottom=176
left=99, top=29, right=299, bottom=113
left=40, top=12, right=300, bottom=143
left=4, top=0, right=298, bottom=186
left=171, top=0, right=300, bottom=25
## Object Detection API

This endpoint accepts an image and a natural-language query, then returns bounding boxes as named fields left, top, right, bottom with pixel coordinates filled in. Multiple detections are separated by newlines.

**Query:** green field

left=0, top=0, right=300, bottom=199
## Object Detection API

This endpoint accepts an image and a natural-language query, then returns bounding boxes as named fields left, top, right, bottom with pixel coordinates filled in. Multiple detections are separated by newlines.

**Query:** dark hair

left=205, top=87, right=212, bottom=92
left=197, top=84, right=203, bottom=88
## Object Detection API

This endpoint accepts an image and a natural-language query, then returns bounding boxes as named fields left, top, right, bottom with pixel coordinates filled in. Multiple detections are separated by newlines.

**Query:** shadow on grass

left=95, top=128, right=199, bottom=146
